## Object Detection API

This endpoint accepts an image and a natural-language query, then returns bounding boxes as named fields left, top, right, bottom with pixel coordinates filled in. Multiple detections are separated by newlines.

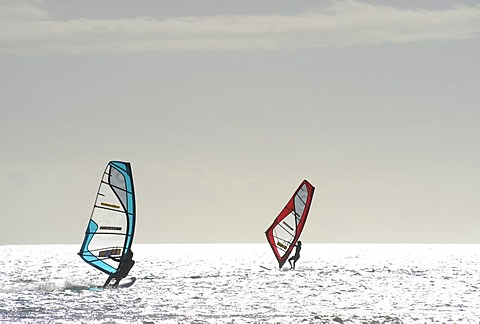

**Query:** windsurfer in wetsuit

left=103, top=249, right=135, bottom=288
left=288, top=241, right=302, bottom=269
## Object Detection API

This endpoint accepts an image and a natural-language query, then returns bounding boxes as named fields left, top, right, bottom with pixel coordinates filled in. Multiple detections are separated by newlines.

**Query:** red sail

left=265, top=180, right=315, bottom=269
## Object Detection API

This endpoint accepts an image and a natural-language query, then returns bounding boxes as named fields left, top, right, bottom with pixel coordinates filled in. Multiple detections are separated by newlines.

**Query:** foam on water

left=0, top=243, right=479, bottom=323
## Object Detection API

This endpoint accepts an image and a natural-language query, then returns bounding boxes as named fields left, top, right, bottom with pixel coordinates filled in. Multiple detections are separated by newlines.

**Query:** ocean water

left=0, top=244, right=479, bottom=323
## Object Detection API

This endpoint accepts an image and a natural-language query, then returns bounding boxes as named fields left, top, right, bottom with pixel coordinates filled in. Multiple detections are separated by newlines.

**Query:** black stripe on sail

left=289, top=208, right=306, bottom=225
left=282, top=221, right=294, bottom=231
left=277, top=223, right=295, bottom=238
left=296, top=191, right=307, bottom=206
left=92, top=232, right=127, bottom=236
left=273, top=234, right=292, bottom=246
left=293, top=210, right=302, bottom=226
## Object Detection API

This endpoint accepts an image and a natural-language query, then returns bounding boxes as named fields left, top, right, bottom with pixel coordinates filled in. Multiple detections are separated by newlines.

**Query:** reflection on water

left=0, top=243, right=479, bottom=323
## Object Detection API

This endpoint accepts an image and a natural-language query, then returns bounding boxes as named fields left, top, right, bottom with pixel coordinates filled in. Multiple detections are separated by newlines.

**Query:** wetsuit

left=288, top=243, right=301, bottom=269
left=103, top=252, right=135, bottom=288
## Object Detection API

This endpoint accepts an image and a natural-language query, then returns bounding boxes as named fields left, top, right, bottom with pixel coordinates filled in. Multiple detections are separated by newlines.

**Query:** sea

left=0, top=243, right=479, bottom=323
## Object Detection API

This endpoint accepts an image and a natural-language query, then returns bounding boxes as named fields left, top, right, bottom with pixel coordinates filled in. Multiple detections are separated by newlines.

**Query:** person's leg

left=112, top=278, right=121, bottom=288
left=112, top=274, right=126, bottom=288
left=292, top=256, right=299, bottom=269
left=103, top=275, right=113, bottom=288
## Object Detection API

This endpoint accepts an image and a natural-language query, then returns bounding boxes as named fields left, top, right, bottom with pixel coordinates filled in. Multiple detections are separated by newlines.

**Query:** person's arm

left=109, top=256, right=121, bottom=262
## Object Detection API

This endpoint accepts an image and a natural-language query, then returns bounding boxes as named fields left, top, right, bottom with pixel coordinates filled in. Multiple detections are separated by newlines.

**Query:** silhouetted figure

left=103, top=250, right=135, bottom=288
left=288, top=241, right=302, bottom=269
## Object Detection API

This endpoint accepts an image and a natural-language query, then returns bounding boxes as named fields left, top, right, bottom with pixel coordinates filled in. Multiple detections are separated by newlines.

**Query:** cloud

left=1, top=1, right=480, bottom=54
left=0, top=0, right=47, bottom=23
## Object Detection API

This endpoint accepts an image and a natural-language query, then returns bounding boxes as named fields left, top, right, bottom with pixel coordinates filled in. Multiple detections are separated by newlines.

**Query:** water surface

left=1, top=244, right=479, bottom=323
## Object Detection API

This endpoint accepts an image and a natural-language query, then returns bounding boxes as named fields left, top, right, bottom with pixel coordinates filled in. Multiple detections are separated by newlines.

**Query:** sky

left=1, top=0, right=479, bottom=244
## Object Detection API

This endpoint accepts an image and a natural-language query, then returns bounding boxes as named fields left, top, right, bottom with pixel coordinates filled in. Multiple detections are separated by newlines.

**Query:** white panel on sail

left=274, top=212, right=296, bottom=256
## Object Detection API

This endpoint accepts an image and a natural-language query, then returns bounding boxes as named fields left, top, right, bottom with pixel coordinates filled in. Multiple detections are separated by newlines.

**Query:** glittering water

left=1, top=244, right=479, bottom=323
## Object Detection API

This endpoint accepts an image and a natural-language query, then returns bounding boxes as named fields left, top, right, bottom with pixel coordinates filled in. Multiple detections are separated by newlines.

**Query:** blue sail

left=79, top=161, right=136, bottom=275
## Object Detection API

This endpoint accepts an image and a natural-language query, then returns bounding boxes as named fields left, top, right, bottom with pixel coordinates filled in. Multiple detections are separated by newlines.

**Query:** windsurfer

left=103, top=250, right=135, bottom=288
left=288, top=241, right=301, bottom=269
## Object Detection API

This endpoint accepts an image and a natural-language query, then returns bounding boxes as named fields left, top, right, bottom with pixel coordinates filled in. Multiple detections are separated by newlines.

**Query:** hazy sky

left=1, top=0, right=479, bottom=244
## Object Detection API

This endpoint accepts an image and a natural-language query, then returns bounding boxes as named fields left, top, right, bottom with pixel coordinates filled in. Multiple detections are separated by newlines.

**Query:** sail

left=79, top=161, right=136, bottom=275
left=265, top=180, right=315, bottom=269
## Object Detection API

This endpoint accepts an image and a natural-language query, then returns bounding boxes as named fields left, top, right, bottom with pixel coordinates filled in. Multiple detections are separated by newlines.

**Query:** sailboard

left=78, top=161, right=136, bottom=278
left=265, top=180, right=315, bottom=269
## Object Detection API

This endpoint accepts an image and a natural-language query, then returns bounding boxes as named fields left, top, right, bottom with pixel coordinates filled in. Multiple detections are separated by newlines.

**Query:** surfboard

left=90, top=277, right=137, bottom=290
